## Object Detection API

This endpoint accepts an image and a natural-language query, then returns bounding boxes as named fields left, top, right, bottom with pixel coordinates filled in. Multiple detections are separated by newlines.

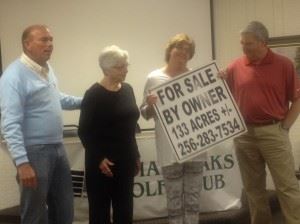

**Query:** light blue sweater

left=0, top=59, right=82, bottom=166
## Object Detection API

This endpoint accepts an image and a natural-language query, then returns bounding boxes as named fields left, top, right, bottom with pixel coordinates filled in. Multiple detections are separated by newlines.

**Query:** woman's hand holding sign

left=145, top=93, right=158, bottom=118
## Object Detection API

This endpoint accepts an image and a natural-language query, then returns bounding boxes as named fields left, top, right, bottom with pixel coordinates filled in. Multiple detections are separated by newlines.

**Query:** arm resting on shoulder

left=60, top=92, right=82, bottom=110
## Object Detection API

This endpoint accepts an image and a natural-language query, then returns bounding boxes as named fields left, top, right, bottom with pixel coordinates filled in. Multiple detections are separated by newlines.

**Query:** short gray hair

left=240, top=21, right=269, bottom=43
left=98, top=45, right=129, bottom=71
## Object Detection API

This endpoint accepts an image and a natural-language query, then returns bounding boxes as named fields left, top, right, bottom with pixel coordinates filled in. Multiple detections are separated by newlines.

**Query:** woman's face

left=106, top=60, right=129, bottom=83
left=168, top=43, right=191, bottom=65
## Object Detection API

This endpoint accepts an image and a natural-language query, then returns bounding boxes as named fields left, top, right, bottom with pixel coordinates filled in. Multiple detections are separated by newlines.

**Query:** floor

left=0, top=190, right=286, bottom=224
left=0, top=212, right=286, bottom=224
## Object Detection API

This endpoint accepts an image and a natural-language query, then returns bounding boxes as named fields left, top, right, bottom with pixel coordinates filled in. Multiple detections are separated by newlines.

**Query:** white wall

left=213, top=0, right=300, bottom=185
left=0, top=0, right=213, bottom=129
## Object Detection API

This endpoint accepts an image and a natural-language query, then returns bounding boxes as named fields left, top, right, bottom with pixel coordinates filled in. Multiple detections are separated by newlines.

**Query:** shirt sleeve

left=78, top=89, right=105, bottom=162
left=0, top=75, right=28, bottom=166
left=225, top=62, right=235, bottom=92
left=48, top=66, right=82, bottom=110
left=284, top=59, right=300, bottom=102
left=140, top=75, right=156, bottom=120
left=59, top=92, right=82, bottom=110
left=128, top=84, right=141, bottom=159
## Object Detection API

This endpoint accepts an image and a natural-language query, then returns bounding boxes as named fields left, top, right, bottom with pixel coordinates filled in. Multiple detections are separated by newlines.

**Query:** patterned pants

left=162, top=161, right=204, bottom=224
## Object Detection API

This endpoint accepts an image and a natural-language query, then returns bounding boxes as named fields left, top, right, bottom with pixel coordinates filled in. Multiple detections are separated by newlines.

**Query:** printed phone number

left=177, top=118, right=242, bottom=157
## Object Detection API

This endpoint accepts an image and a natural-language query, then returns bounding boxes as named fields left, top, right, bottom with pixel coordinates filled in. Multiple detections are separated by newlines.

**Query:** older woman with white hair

left=78, top=45, right=141, bottom=224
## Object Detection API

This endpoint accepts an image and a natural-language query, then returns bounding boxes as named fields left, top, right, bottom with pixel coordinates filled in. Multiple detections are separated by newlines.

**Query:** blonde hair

left=165, top=33, right=195, bottom=62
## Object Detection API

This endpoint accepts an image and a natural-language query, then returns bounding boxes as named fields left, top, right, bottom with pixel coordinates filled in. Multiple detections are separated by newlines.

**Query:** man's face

left=24, top=27, right=53, bottom=66
left=240, top=33, right=265, bottom=61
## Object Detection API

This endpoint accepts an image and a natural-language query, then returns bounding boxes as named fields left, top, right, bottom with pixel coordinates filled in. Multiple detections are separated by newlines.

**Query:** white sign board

left=150, top=62, right=247, bottom=162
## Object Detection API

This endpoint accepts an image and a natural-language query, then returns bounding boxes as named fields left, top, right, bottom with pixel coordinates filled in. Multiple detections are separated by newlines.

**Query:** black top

left=78, top=82, right=140, bottom=164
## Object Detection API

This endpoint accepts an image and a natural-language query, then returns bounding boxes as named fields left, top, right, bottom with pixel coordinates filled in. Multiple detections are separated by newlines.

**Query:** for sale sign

left=150, top=62, right=247, bottom=162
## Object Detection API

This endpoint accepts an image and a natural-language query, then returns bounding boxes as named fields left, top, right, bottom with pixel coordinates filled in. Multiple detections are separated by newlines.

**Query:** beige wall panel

left=281, top=0, right=300, bottom=35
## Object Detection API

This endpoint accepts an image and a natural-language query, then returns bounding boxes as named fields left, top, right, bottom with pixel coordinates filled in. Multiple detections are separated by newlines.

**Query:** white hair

left=98, top=45, right=129, bottom=71
left=240, top=21, right=269, bottom=43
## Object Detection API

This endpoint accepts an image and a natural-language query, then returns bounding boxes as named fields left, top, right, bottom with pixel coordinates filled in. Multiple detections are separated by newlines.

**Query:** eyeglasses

left=175, top=44, right=191, bottom=51
left=113, top=63, right=129, bottom=70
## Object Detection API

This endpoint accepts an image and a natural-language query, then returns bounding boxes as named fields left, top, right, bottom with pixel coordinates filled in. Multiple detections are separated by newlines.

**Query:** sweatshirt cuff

left=15, top=155, right=29, bottom=166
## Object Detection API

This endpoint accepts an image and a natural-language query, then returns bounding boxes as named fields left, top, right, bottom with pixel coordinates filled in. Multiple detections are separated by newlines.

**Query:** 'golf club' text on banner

left=150, top=62, right=247, bottom=162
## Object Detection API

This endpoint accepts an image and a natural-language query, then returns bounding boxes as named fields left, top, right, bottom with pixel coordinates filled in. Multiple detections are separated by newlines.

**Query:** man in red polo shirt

left=223, top=21, right=300, bottom=224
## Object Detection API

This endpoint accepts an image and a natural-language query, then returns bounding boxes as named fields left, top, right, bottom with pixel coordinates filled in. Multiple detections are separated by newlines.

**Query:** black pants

left=85, top=159, right=135, bottom=224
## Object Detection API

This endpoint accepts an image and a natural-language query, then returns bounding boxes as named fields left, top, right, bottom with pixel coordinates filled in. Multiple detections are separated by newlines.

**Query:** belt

left=246, top=119, right=280, bottom=126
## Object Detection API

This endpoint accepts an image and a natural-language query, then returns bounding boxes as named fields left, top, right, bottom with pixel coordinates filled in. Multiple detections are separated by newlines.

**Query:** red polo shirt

left=226, top=49, right=300, bottom=124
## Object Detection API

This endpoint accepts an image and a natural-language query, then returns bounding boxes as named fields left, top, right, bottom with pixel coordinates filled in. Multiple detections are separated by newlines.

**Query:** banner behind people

left=0, top=135, right=243, bottom=222
left=64, top=134, right=243, bottom=223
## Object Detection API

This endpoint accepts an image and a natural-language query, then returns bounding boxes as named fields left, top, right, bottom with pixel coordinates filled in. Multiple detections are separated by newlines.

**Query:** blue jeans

left=19, top=143, right=74, bottom=224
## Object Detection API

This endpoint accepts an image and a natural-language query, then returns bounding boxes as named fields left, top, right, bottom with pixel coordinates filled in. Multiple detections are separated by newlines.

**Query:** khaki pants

left=235, top=122, right=300, bottom=224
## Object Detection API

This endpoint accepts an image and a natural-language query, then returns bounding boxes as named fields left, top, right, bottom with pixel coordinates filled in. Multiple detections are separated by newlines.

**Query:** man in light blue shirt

left=0, top=24, right=82, bottom=224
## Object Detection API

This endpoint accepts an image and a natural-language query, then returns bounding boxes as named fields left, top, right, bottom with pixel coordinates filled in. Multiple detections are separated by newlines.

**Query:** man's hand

left=17, top=163, right=37, bottom=189
left=99, top=158, right=114, bottom=177
left=218, top=69, right=228, bottom=79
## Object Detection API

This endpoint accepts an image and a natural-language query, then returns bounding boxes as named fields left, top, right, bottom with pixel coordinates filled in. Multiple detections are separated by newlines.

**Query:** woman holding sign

left=140, top=33, right=206, bottom=224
